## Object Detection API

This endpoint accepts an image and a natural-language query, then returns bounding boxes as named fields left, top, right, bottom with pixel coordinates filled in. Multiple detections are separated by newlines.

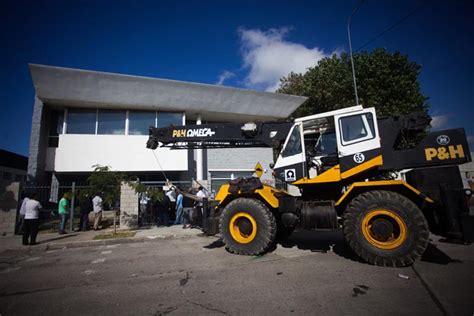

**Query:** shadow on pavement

left=202, top=230, right=364, bottom=262
left=279, top=229, right=364, bottom=263
left=421, top=243, right=463, bottom=265
left=38, top=233, right=79, bottom=244
left=202, top=230, right=464, bottom=266
left=279, top=230, right=363, bottom=262
left=203, top=239, right=225, bottom=249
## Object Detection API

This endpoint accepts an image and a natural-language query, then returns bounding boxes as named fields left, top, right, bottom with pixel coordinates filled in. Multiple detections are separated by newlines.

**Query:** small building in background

left=0, top=149, right=27, bottom=235
left=0, top=149, right=28, bottom=184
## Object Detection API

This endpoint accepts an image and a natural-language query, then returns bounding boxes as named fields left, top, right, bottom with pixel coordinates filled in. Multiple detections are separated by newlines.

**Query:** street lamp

left=347, top=1, right=364, bottom=106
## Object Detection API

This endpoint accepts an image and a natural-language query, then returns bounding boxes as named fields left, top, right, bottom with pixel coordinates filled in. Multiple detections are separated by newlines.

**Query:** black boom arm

left=147, top=121, right=294, bottom=150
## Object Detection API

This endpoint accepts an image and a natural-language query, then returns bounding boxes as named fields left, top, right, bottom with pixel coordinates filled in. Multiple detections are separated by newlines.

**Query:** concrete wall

left=0, top=181, right=20, bottom=236
left=45, top=135, right=187, bottom=172
left=207, top=147, right=274, bottom=181
left=119, top=182, right=138, bottom=229
left=27, top=97, right=50, bottom=182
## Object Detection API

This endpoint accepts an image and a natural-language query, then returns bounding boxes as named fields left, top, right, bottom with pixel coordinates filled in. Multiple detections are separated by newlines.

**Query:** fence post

left=70, top=182, right=75, bottom=231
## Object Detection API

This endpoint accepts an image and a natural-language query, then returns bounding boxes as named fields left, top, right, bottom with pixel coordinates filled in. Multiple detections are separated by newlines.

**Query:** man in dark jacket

left=79, top=194, right=92, bottom=231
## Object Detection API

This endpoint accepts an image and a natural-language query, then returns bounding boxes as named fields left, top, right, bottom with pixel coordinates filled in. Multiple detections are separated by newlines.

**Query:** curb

left=0, top=231, right=206, bottom=253
left=45, top=233, right=200, bottom=250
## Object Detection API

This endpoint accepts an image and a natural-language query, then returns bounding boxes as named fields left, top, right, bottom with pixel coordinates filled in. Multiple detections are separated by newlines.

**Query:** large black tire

left=219, top=198, right=277, bottom=255
left=343, top=190, right=429, bottom=267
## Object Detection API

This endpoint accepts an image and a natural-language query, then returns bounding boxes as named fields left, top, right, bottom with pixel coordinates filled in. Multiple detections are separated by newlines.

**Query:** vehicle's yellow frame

left=214, top=183, right=285, bottom=209
left=214, top=180, right=434, bottom=210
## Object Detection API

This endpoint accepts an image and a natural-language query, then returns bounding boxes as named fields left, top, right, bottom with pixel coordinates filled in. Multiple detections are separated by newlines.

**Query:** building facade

left=28, top=64, right=307, bottom=190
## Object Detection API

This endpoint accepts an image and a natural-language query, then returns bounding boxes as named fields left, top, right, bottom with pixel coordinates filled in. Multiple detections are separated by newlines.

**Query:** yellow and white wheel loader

left=147, top=105, right=472, bottom=267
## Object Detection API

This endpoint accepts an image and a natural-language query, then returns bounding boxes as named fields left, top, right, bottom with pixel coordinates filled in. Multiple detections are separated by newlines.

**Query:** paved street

left=0, top=230, right=473, bottom=315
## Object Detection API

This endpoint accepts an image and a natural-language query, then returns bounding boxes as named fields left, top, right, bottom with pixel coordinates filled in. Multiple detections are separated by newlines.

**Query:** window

left=67, top=109, right=96, bottom=134
left=282, top=126, right=302, bottom=157
left=315, top=131, right=337, bottom=156
left=97, top=110, right=126, bottom=135
left=129, top=111, right=156, bottom=135
left=339, top=113, right=375, bottom=144
left=158, top=112, right=182, bottom=128
left=48, top=110, right=64, bottom=147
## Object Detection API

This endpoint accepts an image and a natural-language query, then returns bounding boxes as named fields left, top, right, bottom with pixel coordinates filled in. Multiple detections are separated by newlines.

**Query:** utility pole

left=347, top=1, right=364, bottom=106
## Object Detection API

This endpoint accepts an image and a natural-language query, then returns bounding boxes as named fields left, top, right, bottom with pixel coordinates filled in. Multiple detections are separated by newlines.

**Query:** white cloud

left=430, top=114, right=450, bottom=131
left=238, top=27, right=331, bottom=92
left=216, top=71, right=235, bottom=85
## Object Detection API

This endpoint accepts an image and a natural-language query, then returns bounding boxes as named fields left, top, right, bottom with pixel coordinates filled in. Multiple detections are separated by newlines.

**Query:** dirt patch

left=93, top=231, right=136, bottom=240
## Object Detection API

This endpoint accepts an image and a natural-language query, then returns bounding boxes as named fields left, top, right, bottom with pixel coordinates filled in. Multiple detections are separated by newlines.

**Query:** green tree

left=86, top=165, right=122, bottom=208
left=86, top=165, right=123, bottom=233
left=277, top=48, right=429, bottom=118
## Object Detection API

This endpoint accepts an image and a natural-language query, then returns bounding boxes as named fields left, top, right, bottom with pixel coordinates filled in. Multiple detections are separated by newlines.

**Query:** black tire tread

left=219, top=198, right=277, bottom=256
left=343, top=190, right=429, bottom=267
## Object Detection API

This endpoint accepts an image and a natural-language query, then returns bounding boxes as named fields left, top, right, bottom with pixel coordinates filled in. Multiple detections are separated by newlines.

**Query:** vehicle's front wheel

left=220, top=198, right=276, bottom=255
left=343, top=190, right=429, bottom=267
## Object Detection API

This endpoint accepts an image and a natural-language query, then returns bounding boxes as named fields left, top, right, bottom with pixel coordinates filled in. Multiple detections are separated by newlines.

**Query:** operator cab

left=273, top=105, right=381, bottom=184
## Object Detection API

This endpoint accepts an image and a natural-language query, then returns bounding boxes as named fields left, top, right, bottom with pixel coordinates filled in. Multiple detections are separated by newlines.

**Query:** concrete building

left=28, top=64, right=307, bottom=191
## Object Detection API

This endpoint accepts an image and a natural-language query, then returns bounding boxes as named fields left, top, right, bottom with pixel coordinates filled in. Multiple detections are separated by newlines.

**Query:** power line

left=354, top=2, right=425, bottom=52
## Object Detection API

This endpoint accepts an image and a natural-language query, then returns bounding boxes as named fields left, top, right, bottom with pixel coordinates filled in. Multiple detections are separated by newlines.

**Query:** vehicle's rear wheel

left=220, top=198, right=276, bottom=255
left=343, top=190, right=429, bottom=267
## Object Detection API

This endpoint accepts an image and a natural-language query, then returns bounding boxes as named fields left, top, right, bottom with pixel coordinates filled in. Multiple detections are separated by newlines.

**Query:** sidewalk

left=0, top=225, right=204, bottom=253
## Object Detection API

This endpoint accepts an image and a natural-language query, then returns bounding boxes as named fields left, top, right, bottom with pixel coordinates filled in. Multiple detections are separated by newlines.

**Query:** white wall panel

left=45, top=135, right=187, bottom=172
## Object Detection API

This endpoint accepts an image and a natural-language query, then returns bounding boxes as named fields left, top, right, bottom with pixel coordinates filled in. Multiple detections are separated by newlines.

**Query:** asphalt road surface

left=1, top=230, right=473, bottom=315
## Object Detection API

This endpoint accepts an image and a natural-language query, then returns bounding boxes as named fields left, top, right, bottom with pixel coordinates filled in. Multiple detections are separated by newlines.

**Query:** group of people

left=19, top=184, right=210, bottom=245
left=139, top=185, right=208, bottom=229
left=18, top=191, right=105, bottom=246
left=57, top=192, right=105, bottom=234
left=140, top=186, right=185, bottom=227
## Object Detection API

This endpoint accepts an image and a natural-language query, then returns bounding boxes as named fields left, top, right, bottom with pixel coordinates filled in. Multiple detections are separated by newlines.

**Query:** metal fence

left=20, top=182, right=91, bottom=232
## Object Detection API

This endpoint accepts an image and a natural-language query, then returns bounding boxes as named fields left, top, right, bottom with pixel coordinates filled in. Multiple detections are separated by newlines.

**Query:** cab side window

left=339, top=113, right=375, bottom=145
left=282, top=126, right=302, bottom=157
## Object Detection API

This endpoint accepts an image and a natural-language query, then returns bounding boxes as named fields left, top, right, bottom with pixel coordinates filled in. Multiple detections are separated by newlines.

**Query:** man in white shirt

left=23, top=192, right=42, bottom=246
left=18, top=194, right=29, bottom=234
left=92, top=194, right=103, bottom=230
left=166, top=188, right=176, bottom=223
left=195, top=186, right=207, bottom=228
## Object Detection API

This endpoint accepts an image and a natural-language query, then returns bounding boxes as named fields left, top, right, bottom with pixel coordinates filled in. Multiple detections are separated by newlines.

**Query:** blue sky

left=1, top=0, right=473, bottom=156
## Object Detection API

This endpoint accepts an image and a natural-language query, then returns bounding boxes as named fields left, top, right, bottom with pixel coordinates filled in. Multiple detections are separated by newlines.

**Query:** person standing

left=139, top=192, right=150, bottom=226
left=92, top=194, right=103, bottom=230
left=58, top=193, right=69, bottom=234
left=174, top=188, right=184, bottom=225
left=166, top=188, right=176, bottom=223
left=79, top=193, right=92, bottom=231
left=23, top=192, right=41, bottom=245
left=18, top=193, right=29, bottom=234
left=195, top=186, right=207, bottom=227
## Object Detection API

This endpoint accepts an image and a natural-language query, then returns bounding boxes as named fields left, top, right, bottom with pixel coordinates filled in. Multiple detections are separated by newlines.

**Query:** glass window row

left=54, top=109, right=183, bottom=136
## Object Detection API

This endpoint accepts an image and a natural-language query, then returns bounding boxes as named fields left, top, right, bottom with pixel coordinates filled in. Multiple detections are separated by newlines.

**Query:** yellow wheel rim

left=229, top=212, right=257, bottom=244
left=361, top=209, right=407, bottom=250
